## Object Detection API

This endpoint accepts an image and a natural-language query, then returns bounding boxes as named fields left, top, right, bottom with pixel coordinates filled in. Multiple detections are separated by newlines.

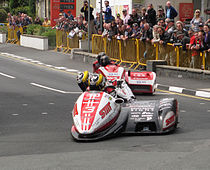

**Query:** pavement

left=0, top=43, right=210, bottom=98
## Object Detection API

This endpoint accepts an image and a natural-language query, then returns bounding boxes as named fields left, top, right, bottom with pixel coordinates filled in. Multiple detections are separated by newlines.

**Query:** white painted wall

left=0, top=33, right=6, bottom=43
left=20, top=35, right=48, bottom=50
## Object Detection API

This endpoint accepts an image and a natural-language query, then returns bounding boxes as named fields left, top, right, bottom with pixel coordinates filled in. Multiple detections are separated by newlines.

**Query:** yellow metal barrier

left=92, top=34, right=104, bottom=54
left=206, top=51, right=210, bottom=70
left=6, top=26, right=14, bottom=43
left=104, top=38, right=120, bottom=62
left=6, top=25, right=25, bottom=45
left=66, top=34, right=79, bottom=53
left=55, top=29, right=63, bottom=50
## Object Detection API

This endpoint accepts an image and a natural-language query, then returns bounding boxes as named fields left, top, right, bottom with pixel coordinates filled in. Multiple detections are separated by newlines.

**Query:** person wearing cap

left=190, top=9, right=204, bottom=32
left=122, top=8, right=130, bottom=25
left=131, top=23, right=141, bottom=39
left=81, top=0, right=96, bottom=35
left=165, top=1, right=178, bottom=20
left=103, top=0, right=113, bottom=23
left=156, top=7, right=165, bottom=22
left=146, top=3, right=156, bottom=27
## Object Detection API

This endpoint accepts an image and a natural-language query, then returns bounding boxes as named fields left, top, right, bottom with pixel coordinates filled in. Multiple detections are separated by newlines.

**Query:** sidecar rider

left=77, top=72, right=135, bottom=102
left=93, top=52, right=118, bottom=72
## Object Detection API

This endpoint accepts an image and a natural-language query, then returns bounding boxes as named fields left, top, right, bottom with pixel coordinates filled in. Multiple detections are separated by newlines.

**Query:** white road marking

left=66, top=69, right=79, bottom=72
left=65, top=91, right=82, bottom=94
left=41, top=112, right=48, bottom=115
left=200, top=103, right=205, bottom=105
left=22, top=104, right=28, bottom=106
left=30, top=83, right=67, bottom=94
left=207, top=110, right=210, bottom=112
left=49, top=103, right=55, bottom=105
left=12, top=114, right=19, bottom=116
left=180, top=110, right=186, bottom=113
left=169, top=86, right=184, bottom=93
left=0, top=72, right=16, bottom=79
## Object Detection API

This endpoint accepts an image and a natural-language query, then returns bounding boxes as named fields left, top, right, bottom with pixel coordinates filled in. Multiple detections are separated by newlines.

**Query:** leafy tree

left=9, top=0, right=18, bottom=10
left=29, top=0, right=35, bottom=17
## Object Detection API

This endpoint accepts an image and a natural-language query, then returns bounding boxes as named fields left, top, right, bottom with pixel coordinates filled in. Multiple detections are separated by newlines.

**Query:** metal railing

left=92, top=35, right=210, bottom=70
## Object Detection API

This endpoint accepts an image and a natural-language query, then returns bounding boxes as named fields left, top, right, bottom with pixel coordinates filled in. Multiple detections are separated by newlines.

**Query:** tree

left=9, top=0, right=18, bottom=10
left=29, top=0, right=35, bottom=17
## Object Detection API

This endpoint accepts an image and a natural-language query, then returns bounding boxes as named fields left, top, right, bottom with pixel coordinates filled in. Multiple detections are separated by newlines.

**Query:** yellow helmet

left=77, top=71, right=89, bottom=91
left=88, top=73, right=106, bottom=91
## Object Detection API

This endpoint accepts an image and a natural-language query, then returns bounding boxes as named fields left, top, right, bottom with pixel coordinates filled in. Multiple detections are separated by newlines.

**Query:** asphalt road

left=0, top=52, right=210, bottom=170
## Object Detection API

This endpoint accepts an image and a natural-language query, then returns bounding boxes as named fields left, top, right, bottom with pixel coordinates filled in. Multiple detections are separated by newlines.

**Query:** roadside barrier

left=6, top=25, right=25, bottom=45
left=55, top=29, right=82, bottom=52
left=91, top=35, right=209, bottom=70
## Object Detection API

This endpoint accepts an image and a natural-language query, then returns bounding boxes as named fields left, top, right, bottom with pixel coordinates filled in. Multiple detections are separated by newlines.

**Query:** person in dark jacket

left=146, top=4, right=156, bottom=27
left=128, top=9, right=141, bottom=26
left=203, top=24, right=210, bottom=50
left=103, top=0, right=112, bottom=23
left=165, top=1, right=178, bottom=19
left=80, top=0, right=96, bottom=34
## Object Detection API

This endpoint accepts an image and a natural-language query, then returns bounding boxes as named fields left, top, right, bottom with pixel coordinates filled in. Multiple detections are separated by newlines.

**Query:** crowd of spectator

left=6, top=0, right=210, bottom=68
left=7, top=12, right=51, bottom=27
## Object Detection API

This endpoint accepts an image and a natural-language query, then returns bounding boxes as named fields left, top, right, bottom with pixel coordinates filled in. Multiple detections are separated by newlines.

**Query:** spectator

left=128, top=9, right=141, bottom=26
left=80, top=0, right=96, bottom=34
left=156, top=7, right=165, bottom=22
left=189, top=31, right=201, bottom=68
left=122, top=25, right=133, bottom=41
left=146, top=4, right=156, bottom=27
left=157, top=18, right=165, bottom=28
left=102, top=23, right=109, bottom=38
left=122, top=9, right=130, bottom=25
left=42, top=17, right=51, bottom=27
left=140, top=23, right=153, bottom=41
left=203, top=24, right=210, bottom=50
left=107, top=21, right=117, bottom=41
left=176, top=21, right=188, bottom=36
left=140, top=7, right=147, bottom=22
left=190, top=9, right=204, bottom=32
left=157, top=26, right=170, bottom=45
left=103, top=0, right=113, bottom=23
left=182, top=28, right=194, bottom=51
left=60, top=9, right=68, bottom=18
left=152, top=25, right=160, bottom=43
left=165, top=18, right=175, bottom=34
left=34, top=17, right=42, bottom=25
left=165, top=1, right=178, bottom=20
left=95, top=12, right=103, bottom=32
left=68, top=11, right=74, bottom=21
left=141, top=23, right=153, bottom=58
left=131, top=23, right=141, bottom=39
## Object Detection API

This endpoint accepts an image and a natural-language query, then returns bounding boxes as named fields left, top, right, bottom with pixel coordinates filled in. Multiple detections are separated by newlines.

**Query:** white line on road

left=0, top=72, right=16, bottom=79
left=41, top=112, right=48, bottom=115
left=30, top=83, right=81, bottom=94
left=30, top=83, right=67, bottom=94
left=12, top=114, right=19, bottom=116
